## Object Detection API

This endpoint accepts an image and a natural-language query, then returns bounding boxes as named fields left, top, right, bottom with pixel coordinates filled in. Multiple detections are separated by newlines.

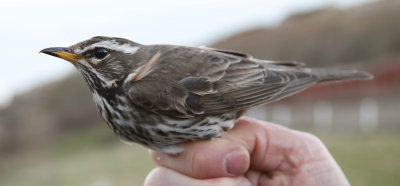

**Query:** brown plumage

left=41, top=36, right=372, bottom=153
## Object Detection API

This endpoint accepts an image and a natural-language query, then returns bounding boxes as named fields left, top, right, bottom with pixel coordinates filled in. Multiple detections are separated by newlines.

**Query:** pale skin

left=144, top=117, right=350, bottom=186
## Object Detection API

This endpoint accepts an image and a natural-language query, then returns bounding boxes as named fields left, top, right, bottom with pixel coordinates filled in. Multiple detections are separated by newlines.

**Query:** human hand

left=144, top=117, right=350, bottom=186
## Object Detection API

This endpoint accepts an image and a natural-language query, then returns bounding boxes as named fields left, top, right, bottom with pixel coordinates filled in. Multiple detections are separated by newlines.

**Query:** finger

left=144, top=167, right=251, bottom=186
left=245, top=169, right=289, bottom=186
left=151, top=138, right=250, bottom=179
left=232, top=118, right=350, bottom=186
left=230, top=117, right=322, bottom=172
left=151, top=117, right=317, bottom=178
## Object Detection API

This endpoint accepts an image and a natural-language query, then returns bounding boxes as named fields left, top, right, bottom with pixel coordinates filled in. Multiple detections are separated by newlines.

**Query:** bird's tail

left=311, top=68, right=373, bottom=83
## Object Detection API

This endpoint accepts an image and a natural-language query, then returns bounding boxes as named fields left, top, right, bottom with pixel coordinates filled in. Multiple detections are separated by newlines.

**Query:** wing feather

left=128, top=45, right=318, bottom=118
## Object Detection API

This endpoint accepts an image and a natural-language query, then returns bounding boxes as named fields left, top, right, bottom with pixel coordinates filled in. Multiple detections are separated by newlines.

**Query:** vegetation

left=0, top=126, right=155, bottom=186
left=319, top=132, right=400, bottom=186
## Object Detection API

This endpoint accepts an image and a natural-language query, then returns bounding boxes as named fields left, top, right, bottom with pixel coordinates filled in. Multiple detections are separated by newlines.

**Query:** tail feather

left=311, top=68, right=373, bottom=83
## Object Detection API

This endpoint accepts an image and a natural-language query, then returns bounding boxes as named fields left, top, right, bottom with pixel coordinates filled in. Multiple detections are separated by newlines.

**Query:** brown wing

left=128, top=46, right=318, bottom=118
left=201, top=69, right=318, bottom=114
left=202, top=46, right=305, bottom=66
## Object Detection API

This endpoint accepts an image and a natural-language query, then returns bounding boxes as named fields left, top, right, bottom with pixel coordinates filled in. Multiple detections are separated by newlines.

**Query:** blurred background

left=0, top=0, right=399, bottom=185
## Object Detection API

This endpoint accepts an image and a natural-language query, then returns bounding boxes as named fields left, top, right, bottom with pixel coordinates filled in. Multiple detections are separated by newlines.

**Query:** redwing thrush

left=41, top=36, right=372, bottom=153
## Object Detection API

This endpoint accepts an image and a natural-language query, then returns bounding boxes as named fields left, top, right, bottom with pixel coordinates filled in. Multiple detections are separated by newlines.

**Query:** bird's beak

left=40, top=47, right=81, bottom=62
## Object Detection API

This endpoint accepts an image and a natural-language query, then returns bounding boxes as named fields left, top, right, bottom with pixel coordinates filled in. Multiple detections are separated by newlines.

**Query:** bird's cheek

left=76, top=59, right=94, bottom=68
left=87, top=58, right=104, bottom=66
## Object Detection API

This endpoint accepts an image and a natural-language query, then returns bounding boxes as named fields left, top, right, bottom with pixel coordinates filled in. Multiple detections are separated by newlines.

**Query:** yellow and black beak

left=40, top=47, right=81, bottom=62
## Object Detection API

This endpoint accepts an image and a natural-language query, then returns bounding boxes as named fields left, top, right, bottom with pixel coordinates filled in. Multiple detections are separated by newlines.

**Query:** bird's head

left=41, top=36, right=142, bottom=89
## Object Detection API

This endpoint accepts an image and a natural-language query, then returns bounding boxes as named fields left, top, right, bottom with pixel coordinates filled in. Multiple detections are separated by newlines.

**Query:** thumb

left=151, top=137, right=250, bottom=179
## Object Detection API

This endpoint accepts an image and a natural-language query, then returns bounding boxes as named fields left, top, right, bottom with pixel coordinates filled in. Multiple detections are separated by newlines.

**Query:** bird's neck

left=79, top=69, right=122, bottom=99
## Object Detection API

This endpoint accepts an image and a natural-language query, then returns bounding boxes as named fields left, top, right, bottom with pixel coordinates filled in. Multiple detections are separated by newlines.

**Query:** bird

left=41, top=36, right=372, bottom=154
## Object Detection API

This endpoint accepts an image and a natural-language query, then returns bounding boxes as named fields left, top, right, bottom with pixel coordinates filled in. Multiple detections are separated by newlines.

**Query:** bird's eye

left=93, top=47, right=108, bottom=59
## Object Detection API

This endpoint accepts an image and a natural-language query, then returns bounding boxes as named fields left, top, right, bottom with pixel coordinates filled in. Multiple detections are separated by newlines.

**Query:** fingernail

left=224, top=149, right=248, bottom=175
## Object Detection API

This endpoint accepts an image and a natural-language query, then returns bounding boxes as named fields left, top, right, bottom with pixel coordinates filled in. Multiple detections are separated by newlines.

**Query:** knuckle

left=186, top=150, right=206, bottom=176
left=295, top=131, right=327, bottom=156
left=298, top=131, right=323, bottom=146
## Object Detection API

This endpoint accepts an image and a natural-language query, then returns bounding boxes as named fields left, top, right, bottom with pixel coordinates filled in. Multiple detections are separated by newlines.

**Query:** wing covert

left=127, top=46, right=318, bottom=118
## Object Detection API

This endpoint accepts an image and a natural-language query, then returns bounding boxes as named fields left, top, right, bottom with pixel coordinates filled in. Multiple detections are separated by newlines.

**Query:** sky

left=0, top=0, right=375, bottom=107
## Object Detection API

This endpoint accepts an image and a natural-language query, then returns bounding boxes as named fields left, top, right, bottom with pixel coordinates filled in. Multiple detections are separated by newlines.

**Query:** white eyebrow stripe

left=74, top=40, right=140, bottom=55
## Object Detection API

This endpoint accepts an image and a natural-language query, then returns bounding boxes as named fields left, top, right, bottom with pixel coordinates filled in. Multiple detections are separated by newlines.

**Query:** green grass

left=0, top=127, right=155, bottom=186
left=0, top=127, right=399, bottom=186
left=318, top=132, right=400, bottom=186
